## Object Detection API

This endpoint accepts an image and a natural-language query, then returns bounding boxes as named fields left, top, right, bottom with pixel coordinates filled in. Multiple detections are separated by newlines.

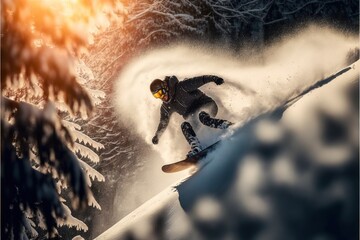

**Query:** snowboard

left=162, top=140, right=221, bottom=173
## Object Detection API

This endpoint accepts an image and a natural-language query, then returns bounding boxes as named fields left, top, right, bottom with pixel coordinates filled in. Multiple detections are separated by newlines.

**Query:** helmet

left=150, top=79, right=168, bottom=99
left=150, top=79, right=163, bottom=93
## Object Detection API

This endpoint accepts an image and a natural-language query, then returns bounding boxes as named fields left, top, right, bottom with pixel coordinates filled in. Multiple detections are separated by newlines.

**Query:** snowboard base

left=162, top=141, right=220, bottom=173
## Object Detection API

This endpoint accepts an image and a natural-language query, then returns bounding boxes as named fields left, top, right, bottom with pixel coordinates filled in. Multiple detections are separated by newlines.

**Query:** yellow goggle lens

left=153, top=89, right=164, bottom=98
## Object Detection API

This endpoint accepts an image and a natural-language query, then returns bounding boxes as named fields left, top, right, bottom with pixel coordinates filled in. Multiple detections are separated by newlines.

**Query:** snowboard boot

left=199, top=111, right=233, bottom=129
left=181, top=121, right=202, bottom=157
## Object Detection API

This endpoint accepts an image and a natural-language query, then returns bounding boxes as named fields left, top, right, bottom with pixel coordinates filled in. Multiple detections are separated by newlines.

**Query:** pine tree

left=56, top=60, right=106, bottom=237
left=1, top=0, right=123, bottom=238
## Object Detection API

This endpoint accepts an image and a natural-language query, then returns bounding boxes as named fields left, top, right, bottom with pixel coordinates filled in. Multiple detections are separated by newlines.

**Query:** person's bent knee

left=181, top=121, right=191, bottom=129
left=199, top=111, right=209, bottom=123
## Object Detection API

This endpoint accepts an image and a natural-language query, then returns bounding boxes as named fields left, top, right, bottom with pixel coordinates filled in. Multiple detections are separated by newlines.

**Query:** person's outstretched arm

left=181, top=75, right=224, bottom=92
left=152, top=105, right=171, bottom=144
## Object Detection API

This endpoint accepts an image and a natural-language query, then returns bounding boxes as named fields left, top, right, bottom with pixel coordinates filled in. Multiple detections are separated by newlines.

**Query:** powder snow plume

left=113, top=25, right=358, bottom=163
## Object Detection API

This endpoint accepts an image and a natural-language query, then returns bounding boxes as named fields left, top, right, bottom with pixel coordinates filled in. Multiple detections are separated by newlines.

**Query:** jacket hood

left=164, top=76, right=178, bottom=102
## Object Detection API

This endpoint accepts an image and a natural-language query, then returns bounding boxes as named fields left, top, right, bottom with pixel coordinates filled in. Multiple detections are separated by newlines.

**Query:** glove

left=213, top=76, right=224, bottom=85
left=152, top=135, right=159, bottom=144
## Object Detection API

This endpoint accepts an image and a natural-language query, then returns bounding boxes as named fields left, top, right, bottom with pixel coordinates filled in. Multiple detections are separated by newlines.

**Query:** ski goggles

left=153, top=88, right=166, bottom=99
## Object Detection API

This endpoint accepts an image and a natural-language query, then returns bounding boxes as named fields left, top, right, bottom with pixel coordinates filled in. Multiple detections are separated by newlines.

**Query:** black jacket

left=155, top=75, right=217, bottom=137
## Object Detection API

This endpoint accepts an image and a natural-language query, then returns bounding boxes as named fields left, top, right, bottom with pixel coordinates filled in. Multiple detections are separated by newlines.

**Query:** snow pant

left=181, top=101, right=230, bottom=148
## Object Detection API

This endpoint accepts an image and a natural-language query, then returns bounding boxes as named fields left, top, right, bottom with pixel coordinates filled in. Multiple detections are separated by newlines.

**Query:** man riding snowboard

left=150, top=75, right=233, bottom=156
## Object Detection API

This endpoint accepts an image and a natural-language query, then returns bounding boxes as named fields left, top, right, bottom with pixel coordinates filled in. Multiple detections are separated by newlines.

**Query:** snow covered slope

left=96, top=61, right=359, bottom=239
left=94, top=175, right=190, bottom=239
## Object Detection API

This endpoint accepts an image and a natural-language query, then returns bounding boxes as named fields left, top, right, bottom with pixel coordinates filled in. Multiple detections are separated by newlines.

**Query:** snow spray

left=113, top=25, right=358, bottom=164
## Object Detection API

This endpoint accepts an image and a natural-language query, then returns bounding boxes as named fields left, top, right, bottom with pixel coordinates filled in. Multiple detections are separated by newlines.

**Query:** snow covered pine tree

left=1, top=0, right=123, bottom=239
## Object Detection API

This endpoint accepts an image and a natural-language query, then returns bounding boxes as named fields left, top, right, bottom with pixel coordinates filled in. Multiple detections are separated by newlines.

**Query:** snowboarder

left=150, top=75, right=233, bottom=156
